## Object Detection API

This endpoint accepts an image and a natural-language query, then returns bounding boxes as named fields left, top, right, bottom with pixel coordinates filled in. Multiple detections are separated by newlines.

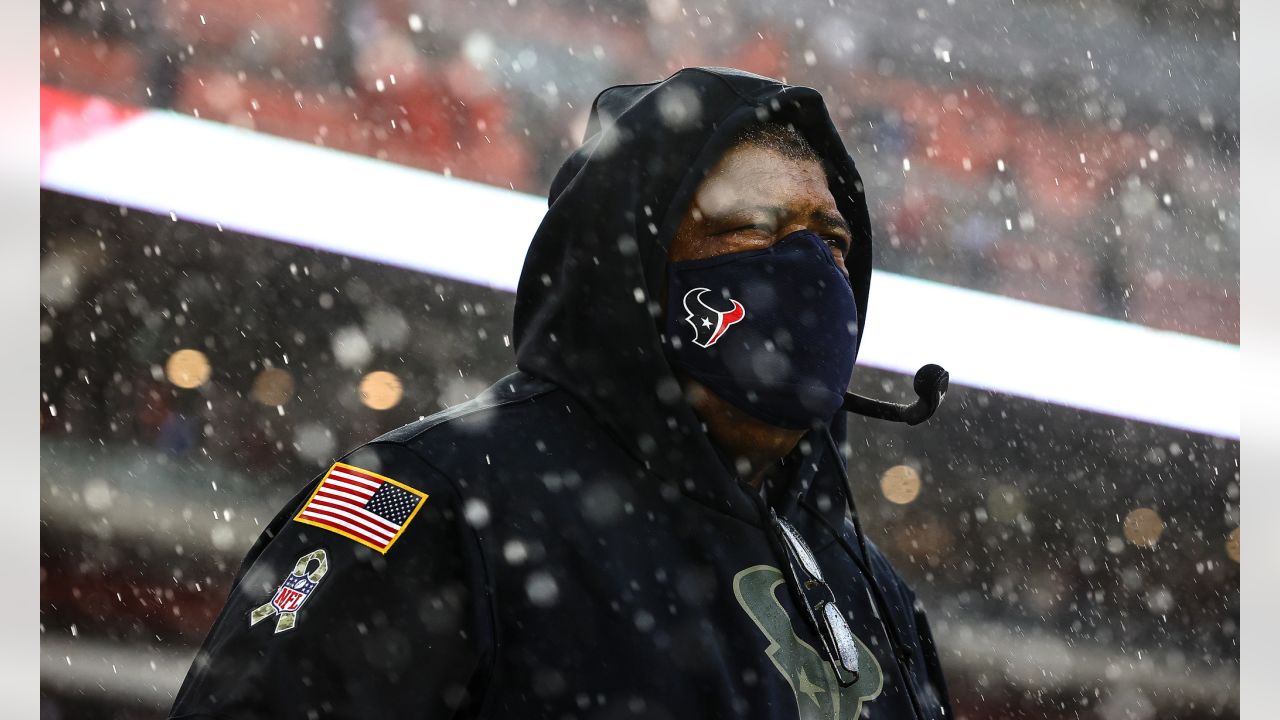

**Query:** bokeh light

left=165, top=349, right=211, bottom=389
left=251, top=368, right=295, bottom=406
left=1123, top=508, right=1165, bottom=548
left=880, top=465, right=922, bottom=505
left=359, top=370, right=403, bottom=410
left=1226, top=527, right=1240, bottom=562
left=332, top=326, right=373, bottom=369
left=987, top=484, right=1026, bottom=523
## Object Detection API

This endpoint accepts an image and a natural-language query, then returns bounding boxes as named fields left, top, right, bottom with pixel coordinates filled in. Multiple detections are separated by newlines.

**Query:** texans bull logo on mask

left=682, top=287, right=746, bottom=348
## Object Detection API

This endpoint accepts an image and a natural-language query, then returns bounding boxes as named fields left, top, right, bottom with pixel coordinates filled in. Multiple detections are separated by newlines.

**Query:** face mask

left=664, top=229, right=859, bottom=430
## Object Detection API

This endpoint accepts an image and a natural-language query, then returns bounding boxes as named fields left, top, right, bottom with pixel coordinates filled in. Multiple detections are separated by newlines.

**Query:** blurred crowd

left=40, top=0, right=1239, bottom=341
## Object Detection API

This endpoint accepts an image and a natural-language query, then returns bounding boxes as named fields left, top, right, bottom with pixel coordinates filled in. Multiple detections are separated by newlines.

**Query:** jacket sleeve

left=168, top=441, right=495, bottom=719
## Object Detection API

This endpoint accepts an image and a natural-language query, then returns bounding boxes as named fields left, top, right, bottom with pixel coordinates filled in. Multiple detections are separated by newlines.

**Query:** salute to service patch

left=293, top=462, right=428, bottom=554
left=250, top=549, right=329, bottom=633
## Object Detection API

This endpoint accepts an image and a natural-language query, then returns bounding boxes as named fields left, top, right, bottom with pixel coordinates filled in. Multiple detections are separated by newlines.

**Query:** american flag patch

left=293, top=462, right=428, bottom=554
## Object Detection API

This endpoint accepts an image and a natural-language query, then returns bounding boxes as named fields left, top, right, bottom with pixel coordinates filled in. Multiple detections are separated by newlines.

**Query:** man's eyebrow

left=709, top=204, right=853, bottom=242
left=718, top=204, right=852, bottom=235
left=811, top=208, right=853, bottom=237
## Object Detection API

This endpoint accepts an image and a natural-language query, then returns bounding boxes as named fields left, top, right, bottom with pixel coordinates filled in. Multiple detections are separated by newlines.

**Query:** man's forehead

left=693, top=147, right=837, bottom=215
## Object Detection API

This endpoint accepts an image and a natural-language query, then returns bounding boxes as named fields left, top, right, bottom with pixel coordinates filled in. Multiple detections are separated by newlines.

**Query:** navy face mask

left=664, top=229, right=859, bottom=430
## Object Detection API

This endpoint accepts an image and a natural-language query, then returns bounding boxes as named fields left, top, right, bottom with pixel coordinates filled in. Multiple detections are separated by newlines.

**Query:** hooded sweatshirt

left=169, top=67, right=953, bottom=720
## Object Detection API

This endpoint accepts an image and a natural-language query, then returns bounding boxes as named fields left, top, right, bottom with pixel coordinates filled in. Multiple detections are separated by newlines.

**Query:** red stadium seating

left=158, top=0, right=330, bottom=68
left=1130, top=274, right=1240, bottom=343
left=173, top=67, right=358, bottom=151
left=41, top=26, right=145, bottom=105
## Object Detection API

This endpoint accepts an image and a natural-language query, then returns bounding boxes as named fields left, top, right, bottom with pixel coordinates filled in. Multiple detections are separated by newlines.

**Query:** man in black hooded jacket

left=168, top=67, right=953, bottom=720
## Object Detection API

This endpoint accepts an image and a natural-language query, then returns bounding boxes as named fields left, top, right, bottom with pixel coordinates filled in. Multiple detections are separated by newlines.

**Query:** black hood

left=513, top=67, right=874, bottom=524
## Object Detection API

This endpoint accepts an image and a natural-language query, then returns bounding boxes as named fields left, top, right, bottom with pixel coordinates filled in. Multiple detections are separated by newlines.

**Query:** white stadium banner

left=40, top=90, right=1239, bottom=439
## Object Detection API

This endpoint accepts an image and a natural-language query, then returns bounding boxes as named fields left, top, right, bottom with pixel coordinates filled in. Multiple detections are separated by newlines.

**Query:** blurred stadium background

left=39, top=0, right=1238, bottom=718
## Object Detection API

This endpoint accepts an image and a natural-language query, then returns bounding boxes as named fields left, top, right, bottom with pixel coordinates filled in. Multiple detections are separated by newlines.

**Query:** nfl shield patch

left=271, top=573, right=318, bottom=613
left=250, top=549, right=329, bottom=633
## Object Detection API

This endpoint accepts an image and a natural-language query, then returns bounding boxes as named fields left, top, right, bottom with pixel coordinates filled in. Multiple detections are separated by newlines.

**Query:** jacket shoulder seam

left=376, top=378, right=558, bottom=445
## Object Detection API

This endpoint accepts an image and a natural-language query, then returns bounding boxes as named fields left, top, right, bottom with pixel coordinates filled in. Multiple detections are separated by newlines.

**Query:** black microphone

left=842, top=364, right=949, bottom=426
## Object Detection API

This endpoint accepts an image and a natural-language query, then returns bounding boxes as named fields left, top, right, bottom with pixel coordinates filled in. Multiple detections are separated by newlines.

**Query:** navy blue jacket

left=170, top=67, right=953, bottom=720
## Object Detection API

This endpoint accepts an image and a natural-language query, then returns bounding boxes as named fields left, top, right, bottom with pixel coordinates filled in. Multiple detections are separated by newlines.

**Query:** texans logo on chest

left=734, top=565, right=883, bottom=719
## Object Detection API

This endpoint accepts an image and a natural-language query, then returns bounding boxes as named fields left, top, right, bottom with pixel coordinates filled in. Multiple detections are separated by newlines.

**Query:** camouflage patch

left=250, top=549, right=329, bottom=634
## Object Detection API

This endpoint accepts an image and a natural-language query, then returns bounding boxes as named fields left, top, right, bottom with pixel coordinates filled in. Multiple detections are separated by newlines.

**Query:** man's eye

left=822, top=235, right=848, bottom=253
left=715, top=224, right=772, bottom=238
